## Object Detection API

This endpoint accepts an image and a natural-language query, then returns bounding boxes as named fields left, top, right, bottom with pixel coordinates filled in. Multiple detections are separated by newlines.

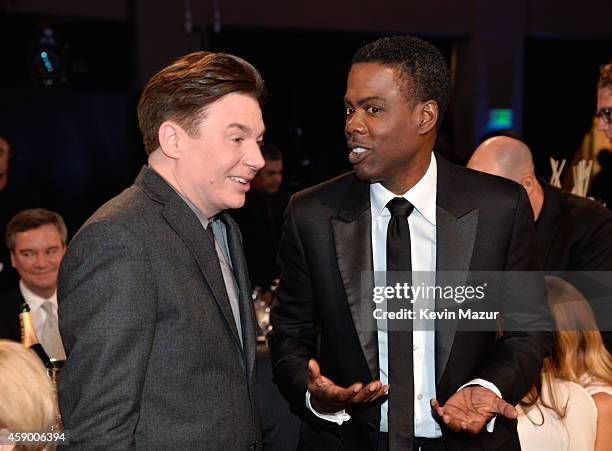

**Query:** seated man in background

left=596, top=60, right=612, bottom=145
left=467, top=136, right=612, bottom=347
left=592, top=61, right=612, bottom=208
left=232, top=142, right=289, bottom=290
left=0, top=208, right=67, bottom=362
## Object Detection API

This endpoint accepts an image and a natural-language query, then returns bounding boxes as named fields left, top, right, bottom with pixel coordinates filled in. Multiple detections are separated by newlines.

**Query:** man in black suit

left=269, top=36, right=552, bottom=451
left=468, top=135, right=612, bottom=346
left=58, top=52, right=267, bottom=449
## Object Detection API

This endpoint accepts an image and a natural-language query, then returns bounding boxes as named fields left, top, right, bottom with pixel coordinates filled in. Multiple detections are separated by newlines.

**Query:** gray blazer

left=58, top=166, right=261, bottom=450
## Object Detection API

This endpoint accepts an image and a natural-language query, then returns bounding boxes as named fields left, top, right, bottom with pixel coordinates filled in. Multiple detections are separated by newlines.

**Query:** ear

left=417, top=101, right=438, bottom=135
left=519, top=174, right=535, bottom=196
left=157, top=121, right=183, bottom=160
left=10, top=251, right=16, bottom=268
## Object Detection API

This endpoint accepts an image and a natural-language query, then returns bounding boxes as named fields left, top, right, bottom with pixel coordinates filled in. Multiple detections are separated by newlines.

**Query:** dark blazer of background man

left=269, top=36, right=552, bottom=451
left=58, top=52, right=267, bottom=450
left=468, top=135, right=612, bottom=347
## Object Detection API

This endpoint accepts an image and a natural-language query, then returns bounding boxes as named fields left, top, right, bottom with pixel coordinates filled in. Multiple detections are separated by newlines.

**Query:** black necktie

left=386, top=197, right=415, bottom=451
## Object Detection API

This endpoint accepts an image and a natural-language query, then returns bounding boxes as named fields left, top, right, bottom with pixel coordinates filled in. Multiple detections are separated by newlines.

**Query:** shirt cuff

left=305, top=390, right=351, bottom=425
left=457, top=378, right=502, bottom=433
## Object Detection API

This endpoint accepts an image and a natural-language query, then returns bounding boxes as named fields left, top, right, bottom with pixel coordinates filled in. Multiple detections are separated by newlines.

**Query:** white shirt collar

left=370, top=153, right=437, bottom=225
left=19, top=280, right=58, bottom=312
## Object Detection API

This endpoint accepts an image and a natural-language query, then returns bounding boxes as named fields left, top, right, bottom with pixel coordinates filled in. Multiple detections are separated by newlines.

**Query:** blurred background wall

left=1, top=0, right=611, bottom=232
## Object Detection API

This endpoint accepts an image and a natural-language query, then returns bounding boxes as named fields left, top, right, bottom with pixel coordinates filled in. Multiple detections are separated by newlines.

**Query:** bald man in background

left=468, top=136, right=612, bottom=347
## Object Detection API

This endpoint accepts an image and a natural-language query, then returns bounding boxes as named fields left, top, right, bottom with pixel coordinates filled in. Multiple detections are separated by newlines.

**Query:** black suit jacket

left=269, top=155, right=552, bottom=451
left=0, top=287, right=22, bottom=341
left=536, top=181, right=612, bottom=348
left=536, top=181, right=612, bottom=271
left=58, top=166, right=261, bottom=450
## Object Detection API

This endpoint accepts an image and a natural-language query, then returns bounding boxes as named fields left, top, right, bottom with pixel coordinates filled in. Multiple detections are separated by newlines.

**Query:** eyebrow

left=226, top=123, right=266, bottom=138
left=344, top=96, right=387, bottom=106
left=18, top=245, right=61, bottom=253
left=227, top=122, right=249, bottom=132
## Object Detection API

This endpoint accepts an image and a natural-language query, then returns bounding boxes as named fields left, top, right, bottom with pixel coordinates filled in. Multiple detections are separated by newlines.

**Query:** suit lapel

left=332, top=176, right=379, bottom=379
left=535, top=182, right=562, bottom=267
left=138, top=167, right=243, bottom=348
left=219, top=212, right=256, bottom=380
left=435, top=157, right=478, bottom=384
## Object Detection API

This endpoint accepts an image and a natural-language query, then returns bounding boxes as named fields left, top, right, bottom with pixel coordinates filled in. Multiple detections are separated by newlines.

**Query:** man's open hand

left=430, top=386, right=517, bottom=434
left=308, top=359, right=389, bottom=414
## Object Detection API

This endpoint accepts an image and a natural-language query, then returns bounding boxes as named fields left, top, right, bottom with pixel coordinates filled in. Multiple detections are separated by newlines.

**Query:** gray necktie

left=39, top=301, right=66, bottom=361
left=208, top=220, right=243, bottom=346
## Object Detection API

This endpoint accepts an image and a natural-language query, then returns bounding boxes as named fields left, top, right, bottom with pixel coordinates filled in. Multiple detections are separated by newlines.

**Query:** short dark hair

left=5, top=208, right=67, bottom=252
left=352, top=35, right=450, bottom=128
left=260, top=142, right=282, bottom=161
left=598, top=61, right=612, bottom=90
left=137, top=51, right=267, bottom=155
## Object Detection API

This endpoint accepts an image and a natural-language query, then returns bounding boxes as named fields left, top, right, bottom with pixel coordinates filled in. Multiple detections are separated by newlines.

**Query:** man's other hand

left=430, top=386, right=518, bottom=434
left=307, top=358, right=388, bottom=414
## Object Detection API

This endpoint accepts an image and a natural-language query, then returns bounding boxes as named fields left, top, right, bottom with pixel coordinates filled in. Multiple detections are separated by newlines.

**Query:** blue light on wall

left=487, top=109, right=513, bottom=130
left=40, top=51, right=54, bottom=72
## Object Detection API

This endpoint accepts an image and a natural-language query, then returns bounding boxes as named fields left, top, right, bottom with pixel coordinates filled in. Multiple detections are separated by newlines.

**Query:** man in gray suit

left=58, top=51, right=267, bottom=450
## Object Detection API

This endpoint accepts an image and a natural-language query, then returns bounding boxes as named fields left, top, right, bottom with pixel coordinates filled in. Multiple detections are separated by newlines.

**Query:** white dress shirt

left=307, top=154, right=500, bottom=434
left=371, top=154, right=439, bottom=436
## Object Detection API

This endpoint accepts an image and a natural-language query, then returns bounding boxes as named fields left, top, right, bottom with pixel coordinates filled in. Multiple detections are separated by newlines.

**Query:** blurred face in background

left=0, top=137, right=9, bottom=192
left=11, top=224, right=66, bottom=299
left=252, top=158, right=283, bottom=194
left=596, top=87, right=612, bottom=144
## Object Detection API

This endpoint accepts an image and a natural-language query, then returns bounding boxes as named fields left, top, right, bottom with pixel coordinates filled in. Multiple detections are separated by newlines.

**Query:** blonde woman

left=0, top=340, right=57, bottom=451
left=518, top=276, right=612, bottom=451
